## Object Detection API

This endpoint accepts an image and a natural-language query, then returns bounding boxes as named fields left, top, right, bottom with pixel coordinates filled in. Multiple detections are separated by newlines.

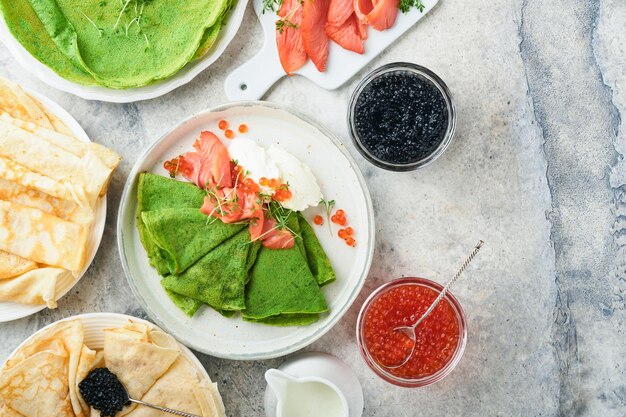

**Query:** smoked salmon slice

left=301, top=0, right=331, bottom=72
left=182, top=131, right=232, bottom=190
left=355, top=15, right=368, bottom=39
left=326, top=14, right=365, bottom=54
left=276, top=0, right=307, bottom=74
left=354, top=0, right=399, bottom=31
left=328, top=0, right=354, bottom=27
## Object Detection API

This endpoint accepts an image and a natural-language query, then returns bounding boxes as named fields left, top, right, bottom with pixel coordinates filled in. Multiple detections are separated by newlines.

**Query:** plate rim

left=0, top=312, right=211, bottom=383
left=0, top=88, right=107, bottom=322
left=0, top=0, right=249, bottom=103
left=117, top=101, right=375, bottom=360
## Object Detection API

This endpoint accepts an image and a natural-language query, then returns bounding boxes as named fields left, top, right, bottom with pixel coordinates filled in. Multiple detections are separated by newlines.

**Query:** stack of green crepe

left=0, top=0, right=235, bottom=88
left=137, top=173, right=338, bottom=326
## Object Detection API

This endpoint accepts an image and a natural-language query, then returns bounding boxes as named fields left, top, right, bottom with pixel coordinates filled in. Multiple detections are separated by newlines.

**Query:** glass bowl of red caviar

left=356, top=277, right=467, bottom=387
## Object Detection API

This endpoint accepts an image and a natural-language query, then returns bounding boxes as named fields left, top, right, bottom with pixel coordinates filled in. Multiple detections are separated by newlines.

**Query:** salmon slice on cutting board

left=354, top=0, right=399, bottom=31
left=276, top=0, right=308, bottom=74
left=328, top=0, right=354, bottom=27
left=301, top=0, right=331, bottom=72
left=326, top=14, right=365, bottom=54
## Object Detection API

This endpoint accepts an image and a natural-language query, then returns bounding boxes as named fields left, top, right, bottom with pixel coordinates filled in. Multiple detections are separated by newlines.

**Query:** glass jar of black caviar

left=348, top=63, right=456, bottom=171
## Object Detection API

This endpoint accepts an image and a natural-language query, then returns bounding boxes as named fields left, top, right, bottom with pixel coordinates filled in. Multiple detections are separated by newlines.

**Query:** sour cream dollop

left=228, top=138, right=322, bottom=211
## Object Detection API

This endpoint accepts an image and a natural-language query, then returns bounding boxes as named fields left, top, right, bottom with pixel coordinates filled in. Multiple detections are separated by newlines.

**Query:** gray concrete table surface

left=1, top=0, right=625, bottom=416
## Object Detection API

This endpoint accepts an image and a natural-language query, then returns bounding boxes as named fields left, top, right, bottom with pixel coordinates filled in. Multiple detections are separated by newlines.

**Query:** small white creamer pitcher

left=265, top=368, right=349, bottom=417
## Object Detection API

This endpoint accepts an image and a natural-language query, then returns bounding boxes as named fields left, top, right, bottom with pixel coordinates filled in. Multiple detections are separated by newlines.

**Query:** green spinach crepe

left=137, top=173, right=242, bottom=316
left=137, top=173, right=206, bottom=275
left=242, top=245, right=328, bottom=326
left=136, top=172, right=336, bottom=326
left=162, top=229, right=260, bottom=313
left=0, top=0, right=235, bottom=88
left=297, top=213, right=336, bottom=286
left=141, top=208, right=245, bottom=275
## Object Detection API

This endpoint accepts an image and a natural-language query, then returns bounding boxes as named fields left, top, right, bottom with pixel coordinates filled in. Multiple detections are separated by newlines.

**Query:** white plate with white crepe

left=0, top=313, right=226, bottom=417
left=0, top=77, right=120, bottom=322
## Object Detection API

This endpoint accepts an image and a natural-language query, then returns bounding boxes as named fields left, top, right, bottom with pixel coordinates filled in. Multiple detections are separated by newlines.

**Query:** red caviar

left=218, top=120, right=228, bottom=130
left=238, top=124, right=248, bottom=133
left=362, top=284, right=460, bottom=379
left=273, top=188, right=292, bottom=202
left=243, top=178, right=260, bottom=194
left=345, top=237, right=356, bottom=247
left=313, top=215, right=324, bottom=225
left=225, top=129, right=235, bottom=139
left=163, top=155, right=193, bottom=178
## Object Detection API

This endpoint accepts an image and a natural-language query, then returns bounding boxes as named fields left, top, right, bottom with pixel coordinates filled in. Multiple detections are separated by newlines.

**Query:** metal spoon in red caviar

left=384, top=240, right=484, bottom=369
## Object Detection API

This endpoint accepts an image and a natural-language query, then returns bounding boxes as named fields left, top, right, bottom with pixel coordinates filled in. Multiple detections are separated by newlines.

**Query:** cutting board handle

left=225, top=41, right=285, bottom=101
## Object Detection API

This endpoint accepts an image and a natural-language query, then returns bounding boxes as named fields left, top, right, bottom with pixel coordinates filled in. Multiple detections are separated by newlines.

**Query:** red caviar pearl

left=259, top=177, right=269, bottom=187
left=238, top=124, right=248, bottom=133
left=338, top=229, right=347, bottom=239
left=225, top=129, right=234, bottom=139
left=345, top=237, right=356, bottom=247
left=345, top=227, right=353, bottom=236
left=218, top=120, right=228, bottom=130
left=313, top=215, right=324, bottom=225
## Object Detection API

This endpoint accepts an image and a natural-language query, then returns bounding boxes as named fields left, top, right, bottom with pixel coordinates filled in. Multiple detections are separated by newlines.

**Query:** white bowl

left=0, top=90, right=106, bottom=322
left=0, top=0, right=249, bottom=103
left=118, top=102, right=375, bottom=359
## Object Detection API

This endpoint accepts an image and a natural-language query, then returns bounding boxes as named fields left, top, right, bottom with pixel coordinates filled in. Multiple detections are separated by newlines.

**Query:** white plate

left=118, top=102, right=374, bottom=360
left=0, top=90, right=106, bottom=323
left=1, top=313, right=212, bottom=384
left=225, top=0, right=439, bottom=100
left=0, top=0, right=249, bottom=103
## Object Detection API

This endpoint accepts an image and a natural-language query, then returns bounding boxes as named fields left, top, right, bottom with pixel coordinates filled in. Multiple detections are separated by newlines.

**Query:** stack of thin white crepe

left=0, top=319, right=226, bottom=417
left=0, top=77, right=120, bottom=308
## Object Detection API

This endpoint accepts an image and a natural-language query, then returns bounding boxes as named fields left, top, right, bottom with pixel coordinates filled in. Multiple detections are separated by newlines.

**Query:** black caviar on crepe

left=78, top=368, right=130, bottom=417
left=348, top=62, right=456, bottom=171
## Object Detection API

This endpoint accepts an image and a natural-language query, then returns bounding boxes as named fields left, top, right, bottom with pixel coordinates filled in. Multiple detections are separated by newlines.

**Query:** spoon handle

left=412, top=240, right=484, bottom=330
left=129, top=399, right=200, bottom=417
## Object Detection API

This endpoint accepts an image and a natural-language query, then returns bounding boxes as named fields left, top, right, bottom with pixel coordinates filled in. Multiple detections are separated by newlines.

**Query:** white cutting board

left=225, top=0, right=440, bottom=100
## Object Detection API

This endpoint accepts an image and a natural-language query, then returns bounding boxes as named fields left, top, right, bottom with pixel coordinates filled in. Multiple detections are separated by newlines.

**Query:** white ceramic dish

left=264, top=352, right=364, bottom=417
left=1, top=313, right=212, bottom=384
left=0, top=90, right=106, bottom=323
left=118, top=102, right=375, bottom=360
left=225, top=0, right=440, bottom=100
left=0, top=0, right=248, bottom=103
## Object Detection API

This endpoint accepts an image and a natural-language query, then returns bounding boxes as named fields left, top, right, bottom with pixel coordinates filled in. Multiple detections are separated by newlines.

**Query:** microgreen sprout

left=81, top=12, right=104, bottom=37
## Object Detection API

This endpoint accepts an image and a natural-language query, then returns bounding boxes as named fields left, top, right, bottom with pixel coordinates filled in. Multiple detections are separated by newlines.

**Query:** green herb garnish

left=276, top=18, right=298, bottom=34
left=399, top=0, right=425, bottom=13
left=262, top=0, right=284, bottom=13
left=319, top=198, right=335, bottom=234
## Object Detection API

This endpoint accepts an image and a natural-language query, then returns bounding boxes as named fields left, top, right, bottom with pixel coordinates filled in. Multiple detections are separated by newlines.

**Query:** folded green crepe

left=2, top=0, right=233, bottom=88
left=161, top=230, right=260, bottom=312
left=0, top=0, right=95, bottom=85
left=142, top=208, right=245, bottom=275
left=137, top=173, right=207, bottom=274
left=298, top=213, right=336, bottom=286
left=136, top=173, right=207, bottom=315
left=242, top=246, right=328, bottom=325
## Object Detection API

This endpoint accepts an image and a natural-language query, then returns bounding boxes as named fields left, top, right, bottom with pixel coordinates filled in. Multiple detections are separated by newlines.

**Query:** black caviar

left=78, top=368, right=130, bottom=417
left=353, top=69, right=449, bottom=166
